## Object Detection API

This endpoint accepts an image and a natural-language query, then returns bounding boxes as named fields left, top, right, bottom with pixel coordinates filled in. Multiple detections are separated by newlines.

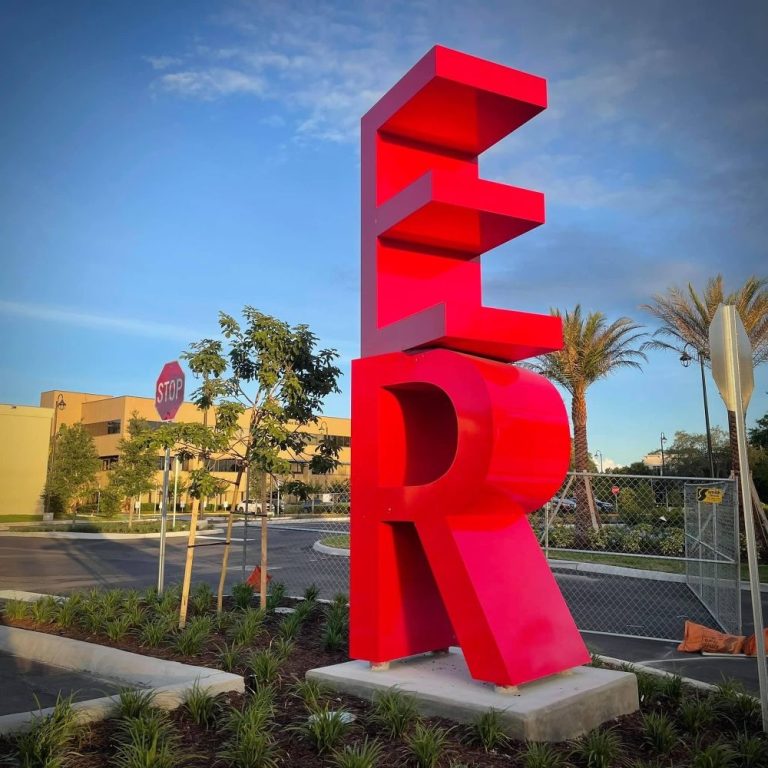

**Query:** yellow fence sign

left=696, top=487, right=724, bottom=505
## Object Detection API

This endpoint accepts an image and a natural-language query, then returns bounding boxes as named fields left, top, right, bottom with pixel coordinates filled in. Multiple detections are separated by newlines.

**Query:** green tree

left=528, top=305, right=649, bottom=542
left=750, top=410, right=768, bottom=451
left=182, top=306, right=343, bottom=608
left=643, top=275, right=768, bottom=476
left=664, top=428, right=731, bottom=478
left=46, top=423, right=100, bottom=516
left=108, top=414, right=159, bottom=516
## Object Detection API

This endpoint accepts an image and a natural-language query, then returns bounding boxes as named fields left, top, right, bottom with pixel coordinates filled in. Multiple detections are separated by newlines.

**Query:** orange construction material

left=246, top=565, right=271, bottom=589
left=677, top=620, right=745, bottom=654
left=744, top=630, right=768, bottom=656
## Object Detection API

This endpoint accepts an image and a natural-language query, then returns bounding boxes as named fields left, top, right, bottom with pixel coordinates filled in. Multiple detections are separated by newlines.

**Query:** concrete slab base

left=0, top=626, right=244, bottom=735
left=308, top=648, right=638, bottom=742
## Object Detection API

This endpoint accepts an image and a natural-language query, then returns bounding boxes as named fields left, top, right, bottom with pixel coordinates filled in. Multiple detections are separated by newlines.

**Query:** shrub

left=331, top=737, right=384, bottom=768
left=4, top=598, right=29, bottom=621
left=659, top=528, right=685, bottom=556
left=277, top=612, right=303, bottom=641
left=30, top=595, right=58, bottom=625
left=14, top=693, right=79, bottom=768
left=641, top=712, right=677, bottom=756
left=406, top=722, right=451, bottom=768
left=679, top=696, right=715, bottom=734
left=217, top=728, right=281, bottom=768
left=303, top=583, right=320, bottom=603
left=105, top=615, right=133, bottom=642
left=294, top=705, right=352, bottom=754
left=270, top=636, right=295, bottom=662
left=174, top=625, right=209, bottom=656
left=322, top=623, right=347, bottom=652
left=467, top=708, right=509, bottom=752
left=115, top=688, right=158, bottom=721
left=290, top=677, right=330, bottom=713
left=190, top=582, right=214, bottom=615
left=217, top=641, right=244, bottom=673
left=572, top=727, right=622, bottom=768
left=370, top=688, right=419, bottom=739
left=635, top=671, right=664, bottom=705
left=230, top=608, right=265, bottom=645
left=138, top=617, right=172, bottom=649
left=712, top=679, right=761, bottom=731
left=521, top=742, right=567, bottom=768
left=114, top=709, right=182, bottom=768
left=182, top=682, right=221, bottom=728
left=587, top=527, right=610, bottom=551
left=232, top=582, right=255, bottom=611
left=731, top=731, right=768, bottom=767
left=621, top=524, right=654, bottom=554
left=548, top=524, right=576, bottom=549
left=266, top=582, right=286, bottom=613
left=224, top=692, right=275, bottom=736
left=248, top=650, right=282, bottom=688
left=690, top=742, right=735, bottom=768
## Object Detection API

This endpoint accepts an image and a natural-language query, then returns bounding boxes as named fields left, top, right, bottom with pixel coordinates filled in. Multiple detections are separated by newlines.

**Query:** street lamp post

left=680, top=345, right=716, bottom=478
left=45, top=394, right=66, bottom=517
left=594, top=450, right=603, bottom=474
left=660, top=432, right=670, bottom=511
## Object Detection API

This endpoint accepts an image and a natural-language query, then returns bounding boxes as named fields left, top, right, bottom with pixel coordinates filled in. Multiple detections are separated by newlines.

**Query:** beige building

left=0, top=404, right=53, bottom=517
left=40, top=390, right=350, bottom=509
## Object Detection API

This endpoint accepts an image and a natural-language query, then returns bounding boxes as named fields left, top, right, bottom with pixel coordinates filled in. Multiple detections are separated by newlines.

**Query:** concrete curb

left=309, top=541, right=766, bottom=593
left=595, top=654, right=718, bottom=693
left=0, top=626, right=244, bottom=735
left=549, top=559, right=688, bottom=584
left=0, top=527, right=221, bottom=540
left=313, top=540, right=350, bottom=557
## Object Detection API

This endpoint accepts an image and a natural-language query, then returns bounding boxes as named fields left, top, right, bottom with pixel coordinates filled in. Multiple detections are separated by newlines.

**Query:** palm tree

left=528, top=306, right=649, bottom=543
left=642, top=275, right=768, bottom=476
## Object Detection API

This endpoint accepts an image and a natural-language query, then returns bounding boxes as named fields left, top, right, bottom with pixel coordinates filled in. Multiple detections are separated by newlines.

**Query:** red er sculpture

left=350, top=45, right=589, bottom=687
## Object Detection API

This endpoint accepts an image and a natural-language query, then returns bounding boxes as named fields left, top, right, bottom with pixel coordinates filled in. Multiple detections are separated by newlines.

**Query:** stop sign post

left=155, top=361, right=185, bottom=595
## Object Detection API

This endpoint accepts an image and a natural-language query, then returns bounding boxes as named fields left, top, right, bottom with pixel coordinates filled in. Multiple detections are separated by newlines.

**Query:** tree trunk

left=572, top=388, right=599, bottom=544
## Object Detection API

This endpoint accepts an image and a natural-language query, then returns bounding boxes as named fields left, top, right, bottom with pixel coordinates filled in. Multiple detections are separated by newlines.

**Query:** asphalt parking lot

left=0, top=520, right=762, bottom=694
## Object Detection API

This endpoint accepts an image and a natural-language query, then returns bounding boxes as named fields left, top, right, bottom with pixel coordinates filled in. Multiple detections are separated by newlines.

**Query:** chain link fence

left=256, top=475, right=741, bottom=642
left=249, top=490, right=351, bottom=600
left=533, top=472, right=740, bottom=641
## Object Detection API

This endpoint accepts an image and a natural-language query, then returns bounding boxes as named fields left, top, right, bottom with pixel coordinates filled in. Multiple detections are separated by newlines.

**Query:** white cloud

left=0, top=300, right=201, bottom=342
left=144, top=55, right=182, bottom=71
left=158, top=68, right=265, bottom=99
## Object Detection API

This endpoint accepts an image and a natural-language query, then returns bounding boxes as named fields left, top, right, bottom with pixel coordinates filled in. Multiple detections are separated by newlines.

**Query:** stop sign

left=155, top=361, right=185, bottom=421
left=611, top=486, right=620, bottom=496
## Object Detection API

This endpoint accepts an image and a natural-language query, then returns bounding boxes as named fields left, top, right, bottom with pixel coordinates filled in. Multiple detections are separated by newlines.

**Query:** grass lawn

left=319, top=534, right=768, bottom=583
left=320, top=533, right=350, bottom=549
left=548, top=549, right=768, bottom=582
left=0, top=515, right=44, bottom=523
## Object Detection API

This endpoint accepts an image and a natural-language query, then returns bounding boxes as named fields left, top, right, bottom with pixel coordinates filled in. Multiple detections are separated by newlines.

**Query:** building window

left=289, top=461, right=306, bottom=474
left=85, top=420, right=122, bottom=437
left=210, top=458, right=243, bottom=473
left=101, top=455, right=119, bottom=470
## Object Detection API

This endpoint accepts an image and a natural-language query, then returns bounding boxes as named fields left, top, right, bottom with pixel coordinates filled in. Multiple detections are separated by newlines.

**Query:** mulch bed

left=0, top=592, right=764, bottom=767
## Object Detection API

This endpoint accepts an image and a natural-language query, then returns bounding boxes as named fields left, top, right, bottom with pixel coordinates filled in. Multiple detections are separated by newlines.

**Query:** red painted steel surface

left=351, top=45, right=589, bottom=687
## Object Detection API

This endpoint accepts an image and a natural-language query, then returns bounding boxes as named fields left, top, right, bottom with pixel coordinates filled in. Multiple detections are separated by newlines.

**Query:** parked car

left=595, top=499, right=614, bottom=512
left=235, top=496, right=285, bottom=515
left=552, top=496, right=576, bottom=510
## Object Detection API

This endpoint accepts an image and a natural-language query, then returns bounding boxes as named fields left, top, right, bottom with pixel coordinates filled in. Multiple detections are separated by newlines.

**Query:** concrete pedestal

left=308, top=648, right=638, bottom=742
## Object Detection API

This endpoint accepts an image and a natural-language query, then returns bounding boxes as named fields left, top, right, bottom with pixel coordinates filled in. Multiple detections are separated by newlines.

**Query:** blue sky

left=1, top=0, right=766, bottom=467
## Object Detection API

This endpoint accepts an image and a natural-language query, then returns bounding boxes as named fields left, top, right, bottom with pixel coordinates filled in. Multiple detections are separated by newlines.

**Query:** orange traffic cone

left=245, top=565, right=271, bottom=589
